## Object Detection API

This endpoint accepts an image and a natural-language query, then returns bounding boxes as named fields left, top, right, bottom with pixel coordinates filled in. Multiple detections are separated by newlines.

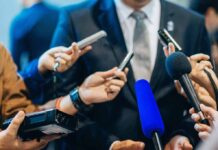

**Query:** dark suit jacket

left=50, top=0, right=211, bottom=149
left=10, top=2, right=59, bottom=71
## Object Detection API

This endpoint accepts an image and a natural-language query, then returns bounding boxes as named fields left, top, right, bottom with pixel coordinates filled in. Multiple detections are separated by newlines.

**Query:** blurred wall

left=0, top=0, right=190, bottom=50
left=0, top=0, right=83, bottom=50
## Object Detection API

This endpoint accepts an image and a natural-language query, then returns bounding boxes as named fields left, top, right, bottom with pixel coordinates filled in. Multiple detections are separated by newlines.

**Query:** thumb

left=7, top=111, right=25, bottom=136
left=182, top=140, right=193, bottom=150
left=95, top=67, right=117, bottom=79
left=200, top=104, right=217, bottom=119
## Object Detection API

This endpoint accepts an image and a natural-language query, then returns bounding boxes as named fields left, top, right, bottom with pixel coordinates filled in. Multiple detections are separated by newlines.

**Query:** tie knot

left=130, top=11, right=147, bottom=21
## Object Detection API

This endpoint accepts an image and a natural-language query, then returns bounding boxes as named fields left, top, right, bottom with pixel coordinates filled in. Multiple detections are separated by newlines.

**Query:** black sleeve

left=50, top=8, right=120, bottom=149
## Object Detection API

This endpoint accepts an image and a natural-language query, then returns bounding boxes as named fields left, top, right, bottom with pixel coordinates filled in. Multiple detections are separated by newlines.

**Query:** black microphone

left=165, top=52, right=209, bottom=125
left=135, top=80, right=164, bottom=150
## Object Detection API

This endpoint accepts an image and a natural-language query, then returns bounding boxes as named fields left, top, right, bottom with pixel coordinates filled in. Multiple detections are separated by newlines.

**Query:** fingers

left=41, top=134, right=62, bottom=142
left=55, top=53, right=72, bottom=64
left=200, top=61, right=213, bottom=69
left=124, top=68, right=129, bottom=75
left=191, top=113, right=201, bottom=123
left=95, top=67, right=117, bottom=79
left=163, top=46, right=169, bottom=57
left=194, top=123, right=212, bottom=134
left=129, top=141, right=145, bottom=150
left=114, top=69, right=128, bottom=82
left=47, top=46, right=67, bottom=56
left=79, top=45, right=92, bottom=56
left=182, top=141, right=193, bottom=150
left=105, top=80, right=124, bottom=95
left=23, top=139, right=48, bottom=150
left=106, top=85, right=121, bottom=94
left=163, top=43, right=175, bottom=57
left=200, top=104, right=217, bottom=120
left=69, top=43, right=92, bottom=57
left=198, top=131, right=210, bottom=140
left=198, top=94, right=217, bottom=110
left=7, top=111, right=25, bottom=137
left=190, top=54, right=210, bottom=62
left=204, top=67, right=218, bottom=88
left=107, top=80, right=125, bottom=88
left=168, top=43, right=176, bottom=55
left=113, top=140, right=145, bottom=150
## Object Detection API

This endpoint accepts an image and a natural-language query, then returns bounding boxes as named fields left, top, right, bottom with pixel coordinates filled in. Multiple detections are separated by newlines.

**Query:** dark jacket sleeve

left=50, top=8, right=120, bottom=150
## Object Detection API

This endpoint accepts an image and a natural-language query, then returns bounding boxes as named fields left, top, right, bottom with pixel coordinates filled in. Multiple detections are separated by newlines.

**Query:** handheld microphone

left=53, top=30, right=107, bottom=71
left=165, top=52, right=209, bottom=124
left=135, top=80, right=164, bottom=150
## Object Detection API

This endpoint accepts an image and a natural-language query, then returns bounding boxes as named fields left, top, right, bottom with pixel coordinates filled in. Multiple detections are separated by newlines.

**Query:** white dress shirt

left=114, top=0, right=161, bottom=78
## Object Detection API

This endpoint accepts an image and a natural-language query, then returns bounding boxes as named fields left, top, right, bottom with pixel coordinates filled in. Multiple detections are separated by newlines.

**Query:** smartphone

left=158, top=28, right=182, bottom=51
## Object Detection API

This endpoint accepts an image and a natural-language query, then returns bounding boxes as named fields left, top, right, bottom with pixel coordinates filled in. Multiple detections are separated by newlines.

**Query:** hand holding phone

left=158, top=28, right=182, bottom=51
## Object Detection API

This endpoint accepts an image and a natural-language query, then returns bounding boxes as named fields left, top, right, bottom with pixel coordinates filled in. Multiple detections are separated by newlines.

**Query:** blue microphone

left=135, top=79, right=164, bottom=150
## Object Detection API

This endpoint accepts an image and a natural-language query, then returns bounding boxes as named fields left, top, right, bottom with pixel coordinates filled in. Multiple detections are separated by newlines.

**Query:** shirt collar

left=114, top=0, right=160, bottom=25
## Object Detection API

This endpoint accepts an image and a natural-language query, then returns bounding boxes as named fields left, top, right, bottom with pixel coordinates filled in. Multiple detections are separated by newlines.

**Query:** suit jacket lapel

left=97, top=0, right=136, bottom=98
left=150, top=0, right=175, bottom=91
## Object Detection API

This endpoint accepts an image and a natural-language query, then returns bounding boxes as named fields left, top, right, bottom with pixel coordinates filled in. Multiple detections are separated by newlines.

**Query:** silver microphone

left=53, top=30, right=107, bottom=71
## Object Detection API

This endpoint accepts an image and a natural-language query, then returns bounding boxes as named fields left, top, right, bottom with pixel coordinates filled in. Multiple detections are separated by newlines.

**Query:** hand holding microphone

left=166, top=52, right=210, bottom=125
left=53, top=30, right=107, bottom=72
left=38, top=30, right=107, bottom=74
left=38, top=43, right=92, bottom=74
left=189, top=104, right=218, bottom=140
left=164, top=42, right=217, bottom=99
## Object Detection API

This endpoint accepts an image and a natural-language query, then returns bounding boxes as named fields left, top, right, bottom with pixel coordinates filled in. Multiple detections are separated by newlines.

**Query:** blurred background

left=0, top=0, right=189, bottom=49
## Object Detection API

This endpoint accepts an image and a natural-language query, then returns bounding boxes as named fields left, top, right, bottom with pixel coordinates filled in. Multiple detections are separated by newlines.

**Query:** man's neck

left=122, top=0, right=151, bottom=10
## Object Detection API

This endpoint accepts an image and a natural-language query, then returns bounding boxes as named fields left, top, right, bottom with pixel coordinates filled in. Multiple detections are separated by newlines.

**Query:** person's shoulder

left=61, top=0, right=98, bottom=14
left=165, top=1, right=204, bottom=23
left=41, top=2, right=59, bottom=13
left=0, top=43, right=10, bottom=57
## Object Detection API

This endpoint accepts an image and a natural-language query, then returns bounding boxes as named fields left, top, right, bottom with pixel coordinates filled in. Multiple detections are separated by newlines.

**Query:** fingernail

left=191, top=114, right=198, bottom=120
left=140, top=143, right=145, bottom=148
left=194, top=124, right=200, bottom=130
left=17, top=111, right=25, bottom=118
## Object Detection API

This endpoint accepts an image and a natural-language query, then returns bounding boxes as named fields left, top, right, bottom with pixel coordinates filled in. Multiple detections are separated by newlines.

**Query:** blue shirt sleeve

left=19, top=59, right=49, bottom=104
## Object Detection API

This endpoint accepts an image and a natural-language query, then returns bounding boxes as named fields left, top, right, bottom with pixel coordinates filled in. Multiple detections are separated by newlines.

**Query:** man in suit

left=10, top=0, right=59, bottom=71
left=50, top=0, right=210, bottom=149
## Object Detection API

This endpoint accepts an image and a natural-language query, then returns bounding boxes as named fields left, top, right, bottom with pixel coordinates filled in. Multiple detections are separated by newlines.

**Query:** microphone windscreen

left=165, top=52, right=192, bottom=79
left=135, top=80, right=165, bottom=139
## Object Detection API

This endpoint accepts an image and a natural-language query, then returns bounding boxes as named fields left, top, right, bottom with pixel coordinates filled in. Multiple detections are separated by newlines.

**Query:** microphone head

left=135, top=80, right=165, bottom=139
left=165, top=52, right=192, bottom=79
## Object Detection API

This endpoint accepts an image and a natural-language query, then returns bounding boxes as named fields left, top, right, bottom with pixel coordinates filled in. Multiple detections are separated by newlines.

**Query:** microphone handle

left=179, top=74, right=201, bottom=111
left=179, top=75, right=209, bottom=125
left=152, top=132, right=163, bottom=150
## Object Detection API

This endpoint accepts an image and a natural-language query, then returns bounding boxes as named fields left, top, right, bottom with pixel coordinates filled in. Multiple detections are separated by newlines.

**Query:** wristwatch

left=69, top=87, right=93, bottom=112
